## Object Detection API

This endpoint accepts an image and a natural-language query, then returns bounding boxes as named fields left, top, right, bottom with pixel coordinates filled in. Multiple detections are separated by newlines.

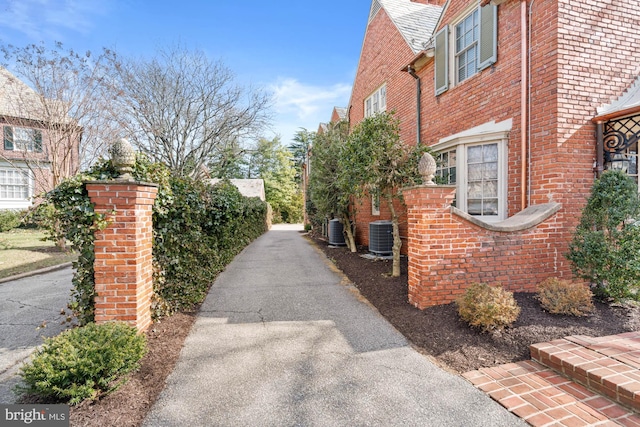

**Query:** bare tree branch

left=103, top=45, right=273, bottom=178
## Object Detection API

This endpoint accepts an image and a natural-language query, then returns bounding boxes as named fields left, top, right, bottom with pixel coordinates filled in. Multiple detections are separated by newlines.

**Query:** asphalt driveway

left=0, top=266, right=73, bottom=403
left=143, top=224, right=524, bottom=427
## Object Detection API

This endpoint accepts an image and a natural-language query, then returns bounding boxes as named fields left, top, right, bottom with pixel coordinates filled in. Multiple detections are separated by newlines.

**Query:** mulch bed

left=64, top=231, right=638, bottom=426
left=309, top=234, right=639, bottom=373
left=68, top=311, right=198, bottom=427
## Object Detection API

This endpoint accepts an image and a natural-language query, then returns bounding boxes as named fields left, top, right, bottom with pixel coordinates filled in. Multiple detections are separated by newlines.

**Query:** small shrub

left=0, top=210, right=23, bottom=232
left=536, top=278, right=594, bottom=316
left=456, top=283, right=521, bottom=332
left=16, top=322, right=147, bottom=405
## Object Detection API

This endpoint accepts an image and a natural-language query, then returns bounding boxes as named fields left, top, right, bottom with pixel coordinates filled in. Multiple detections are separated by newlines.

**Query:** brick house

left=343, top=0, right=640, bottom=307
left=0, top=67, right=80, bottom=210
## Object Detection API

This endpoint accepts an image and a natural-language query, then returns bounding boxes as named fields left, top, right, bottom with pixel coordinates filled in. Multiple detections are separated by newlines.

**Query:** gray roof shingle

left=377, top=0, right=443, bottom=54
left=0, top=67, right=70, bottom=124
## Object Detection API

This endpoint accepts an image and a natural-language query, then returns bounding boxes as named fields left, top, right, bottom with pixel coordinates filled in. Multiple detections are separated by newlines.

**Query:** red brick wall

left=88, top=182, right=158, bottom=332
left=348, top=6, right=421, bottom=250
left=404, top=185, right=569, bottom=308
left=347, top=0, right=640, bottom=292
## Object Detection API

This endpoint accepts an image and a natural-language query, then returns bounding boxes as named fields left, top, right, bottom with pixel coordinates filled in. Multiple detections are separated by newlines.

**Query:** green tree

left=247, top=136, right=302, bottom=223
left=308, top=120, right=357, bottom=251
left=288, top=128, right=314, bottom=184
left=344, top=112, right=427, bottom=277
left=567, top=170, right=640, bottom=301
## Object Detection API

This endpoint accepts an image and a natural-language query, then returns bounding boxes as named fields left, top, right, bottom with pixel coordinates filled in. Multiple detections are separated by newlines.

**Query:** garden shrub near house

left=32, top=155, right=268, bottom=324
left=0, top=209, right=23, bottom=232
left=567, top=170, right=640, bottom=301
left=536, top=278, right=594, bottom=317
left=456, top=283, right=520, bottom=332
left=15, top=322, right=146, bottom=405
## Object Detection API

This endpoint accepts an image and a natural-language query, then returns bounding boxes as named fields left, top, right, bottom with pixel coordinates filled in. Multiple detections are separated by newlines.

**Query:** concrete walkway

left=143, top=224, right=525, bottom=427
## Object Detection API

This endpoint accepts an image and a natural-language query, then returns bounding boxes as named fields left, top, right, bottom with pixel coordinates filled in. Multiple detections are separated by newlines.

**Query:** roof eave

left=593, top=105, right=640, bottom=123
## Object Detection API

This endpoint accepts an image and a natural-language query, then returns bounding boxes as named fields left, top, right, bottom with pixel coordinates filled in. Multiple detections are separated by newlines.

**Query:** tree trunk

left=342, top=212, right=357, bottom=252
left=385, top=193, right=402, bottom=277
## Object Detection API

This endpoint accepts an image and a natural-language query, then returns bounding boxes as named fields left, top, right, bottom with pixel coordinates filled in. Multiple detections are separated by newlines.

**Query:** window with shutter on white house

left=434, top=2, right=497, bottom=96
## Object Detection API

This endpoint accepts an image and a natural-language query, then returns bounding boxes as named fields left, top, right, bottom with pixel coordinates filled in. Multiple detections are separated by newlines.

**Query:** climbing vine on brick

left=32, top=155, right=267, bottom=324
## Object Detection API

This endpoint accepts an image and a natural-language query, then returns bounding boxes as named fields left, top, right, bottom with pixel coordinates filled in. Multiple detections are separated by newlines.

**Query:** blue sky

left=0, top=0, right=372, bottom=146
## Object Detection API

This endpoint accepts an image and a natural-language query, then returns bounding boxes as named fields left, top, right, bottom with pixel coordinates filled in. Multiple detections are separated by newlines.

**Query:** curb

left=0, top=262, right=73, bottom=285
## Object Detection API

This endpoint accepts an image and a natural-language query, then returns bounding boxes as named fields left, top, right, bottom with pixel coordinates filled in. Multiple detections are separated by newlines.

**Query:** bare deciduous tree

left=104, top=46, right=272, bottom=178
left=1, top=42, right=115, bottom=194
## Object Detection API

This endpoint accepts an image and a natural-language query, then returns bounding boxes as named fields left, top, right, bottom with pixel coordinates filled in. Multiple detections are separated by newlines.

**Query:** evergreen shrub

left=16, top=322, right=146, bottom=405
left=567, top=171, right=640, bottom=301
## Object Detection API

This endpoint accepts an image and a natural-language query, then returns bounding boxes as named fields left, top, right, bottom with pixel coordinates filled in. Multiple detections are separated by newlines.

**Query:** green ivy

left=32, top=155, right=267, bottom=324
left=567, top=170, right=640, bottom=301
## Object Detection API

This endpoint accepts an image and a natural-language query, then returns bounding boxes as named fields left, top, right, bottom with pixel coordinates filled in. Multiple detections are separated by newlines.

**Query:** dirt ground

left=66, top=231, right=639, bottom=426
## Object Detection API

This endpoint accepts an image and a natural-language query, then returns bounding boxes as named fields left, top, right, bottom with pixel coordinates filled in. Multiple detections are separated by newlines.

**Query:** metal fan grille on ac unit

left=369, top=220, right=393, bottom=255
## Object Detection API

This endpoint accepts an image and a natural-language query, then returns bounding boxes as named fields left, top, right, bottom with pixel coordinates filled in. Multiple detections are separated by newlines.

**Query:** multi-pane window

left=466, top=143, right=498, bottom=216
left=436, top=149, right=457, bottom=185
left=3, top=126, right=43, bottom=152
left=433, top=120, right=510, bottom=221
left=365, top=85, right=386, bottom=118
left=0, top=168, right=30, bottom=200
left=434, top=4, right=497, bottom=95
left=455, top=9, right=479, bottom=84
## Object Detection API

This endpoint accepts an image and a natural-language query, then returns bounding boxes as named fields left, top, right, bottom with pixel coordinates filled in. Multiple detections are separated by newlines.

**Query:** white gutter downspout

left=521, top=0, right=528, bottom=210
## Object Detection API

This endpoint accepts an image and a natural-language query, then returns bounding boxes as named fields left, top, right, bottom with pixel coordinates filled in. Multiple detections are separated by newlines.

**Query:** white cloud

left=268, top=78, right=351, bottom=144
left=2, top=0, right=109, bottom=41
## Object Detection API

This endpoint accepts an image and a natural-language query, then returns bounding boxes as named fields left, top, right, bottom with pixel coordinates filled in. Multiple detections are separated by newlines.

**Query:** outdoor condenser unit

left=369, top=220, right=393, bottom=255
left=328, top=218, right=346, bottom=246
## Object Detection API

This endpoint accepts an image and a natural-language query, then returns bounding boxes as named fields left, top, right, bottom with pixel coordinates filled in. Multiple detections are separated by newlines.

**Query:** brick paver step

left=531, top=333, right=640, bottom=412
left=463, top=360, right=640, bottom=426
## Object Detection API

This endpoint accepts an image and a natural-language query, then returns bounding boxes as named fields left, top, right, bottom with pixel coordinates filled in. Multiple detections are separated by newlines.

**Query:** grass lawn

left=0, top=229, right=77, bottom=280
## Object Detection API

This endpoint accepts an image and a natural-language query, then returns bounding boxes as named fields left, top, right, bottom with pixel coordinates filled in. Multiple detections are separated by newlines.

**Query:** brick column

left=403, top=185, right=456, bottom=309
left=86, top=181, right=158, bottom=332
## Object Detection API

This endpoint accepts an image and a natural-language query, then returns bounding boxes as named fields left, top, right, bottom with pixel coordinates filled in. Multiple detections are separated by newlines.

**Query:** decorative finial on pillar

left=109, top=138, right=136, bottom=181
left=418, top=152, right=437, bottom=186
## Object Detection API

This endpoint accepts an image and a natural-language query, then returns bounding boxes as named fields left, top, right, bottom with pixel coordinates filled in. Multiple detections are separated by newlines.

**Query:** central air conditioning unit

left=369, top=220, right=393, bottom=255
left=328, top=218, right=346, bottom=246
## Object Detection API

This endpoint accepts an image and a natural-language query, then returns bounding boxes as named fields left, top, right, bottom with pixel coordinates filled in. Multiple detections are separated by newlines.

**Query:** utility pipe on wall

left=407, top=65, right=422, bottom=145
left=521, top=0, right=528, bottom=210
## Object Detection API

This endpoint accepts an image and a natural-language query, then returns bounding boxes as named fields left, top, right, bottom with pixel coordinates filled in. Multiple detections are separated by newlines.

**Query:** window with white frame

left=0, top=167, right=31, bottom=200
left=435, top=149, right=457, bottom=185
left=455, top=8, right=479, bottom=84
left=432, top=119, right=511, bottom=221
left=466, top=143, right=499, bottom=216
left=372, top=190, right=381, bottom=216
left=434, top=3, right=497, bottom=95
left=364, top=84, right=386, bottom=118
left=3, top=126, right=43, bottom=152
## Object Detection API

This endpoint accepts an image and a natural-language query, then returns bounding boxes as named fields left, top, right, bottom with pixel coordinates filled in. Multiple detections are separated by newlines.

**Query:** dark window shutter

left=478, top=4, right=498, bottom=71
left=4, top=126, right=13, bottom=150
left=434, top=26, right=449, bottom=96
left=34, top=130, right=43, bottom=152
